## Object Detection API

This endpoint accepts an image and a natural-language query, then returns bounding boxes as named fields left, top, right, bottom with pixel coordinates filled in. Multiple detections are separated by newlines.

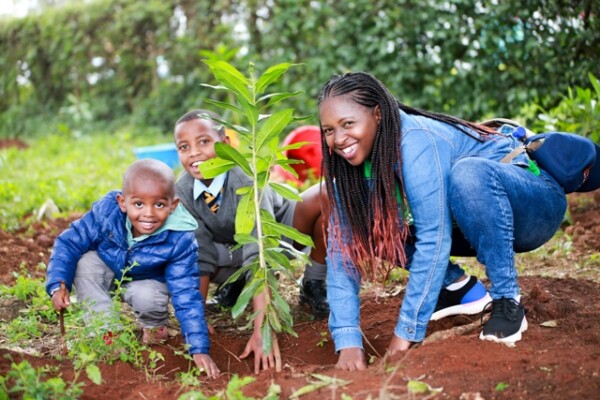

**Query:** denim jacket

left=327, top=110, right=531, bottom=350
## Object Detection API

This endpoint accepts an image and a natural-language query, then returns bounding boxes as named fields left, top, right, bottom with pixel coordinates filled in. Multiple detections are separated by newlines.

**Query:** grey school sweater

left=175, top=167, right=295, bottom=275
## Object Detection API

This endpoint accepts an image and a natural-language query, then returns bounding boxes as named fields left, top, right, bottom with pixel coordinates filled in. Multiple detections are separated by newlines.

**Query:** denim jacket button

left=407, top=328, right=414, bottom=334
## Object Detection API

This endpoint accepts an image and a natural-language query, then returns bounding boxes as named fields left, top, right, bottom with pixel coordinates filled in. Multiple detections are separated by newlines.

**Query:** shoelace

left=480, top=297, right=520, bottom=326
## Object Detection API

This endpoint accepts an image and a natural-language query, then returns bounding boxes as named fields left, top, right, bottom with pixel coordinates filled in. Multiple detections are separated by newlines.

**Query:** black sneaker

left=299, top=279, right=330, bottom=319
left=480, top=297, right=528, bottom=344
left=431, top=276, right=492, bottom=321
left=209, top=276, right=247, bottom=309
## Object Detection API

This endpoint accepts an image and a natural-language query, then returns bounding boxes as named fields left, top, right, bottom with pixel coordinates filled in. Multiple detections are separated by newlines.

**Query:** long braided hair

left=317, top=72, right=496, bottom=283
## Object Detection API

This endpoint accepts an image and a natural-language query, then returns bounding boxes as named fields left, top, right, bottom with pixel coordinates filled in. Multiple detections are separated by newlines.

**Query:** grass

left=0, top=127, right=178, bottom=230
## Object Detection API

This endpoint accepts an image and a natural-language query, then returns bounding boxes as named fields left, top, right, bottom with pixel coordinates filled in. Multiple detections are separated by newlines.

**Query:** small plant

left=1, top=264, right=57, bottom=344
left=289, top=374, right=351, bottom=399
left=316, top=331, right=329, bottom=348
left=0, top=356, right=100, bottom=400
left=495, top=382, right=509, bottom=392
left=178, top=374, right=258, bottom=400
left=199, top=60, right=313, bottom=370
left=61, top=264, right=151, bottom=367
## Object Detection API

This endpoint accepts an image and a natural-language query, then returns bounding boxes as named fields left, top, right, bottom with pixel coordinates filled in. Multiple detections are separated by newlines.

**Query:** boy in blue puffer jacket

left=46, top=159, right=219, bottom=379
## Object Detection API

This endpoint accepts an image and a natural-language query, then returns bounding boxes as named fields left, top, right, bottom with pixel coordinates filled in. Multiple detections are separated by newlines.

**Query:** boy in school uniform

left=174, top=109, right=328, bottom=373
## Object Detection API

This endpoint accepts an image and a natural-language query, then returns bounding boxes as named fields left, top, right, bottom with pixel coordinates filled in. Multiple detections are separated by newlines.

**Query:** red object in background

left=275, top=125, right=322, bottom=185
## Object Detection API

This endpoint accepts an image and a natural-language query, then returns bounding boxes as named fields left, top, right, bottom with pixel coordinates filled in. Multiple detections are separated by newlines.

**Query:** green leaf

left=198, top=157, right=235, bottom=179
left=407, top=380, right=429, bottom=394
left=270, top=182, right=302, bottom=201
left=235, top=192, right=255, bottom=235
left=261, top=319, right=272, bottom=355
left=258, top=91, right=303, bottom=108
left=214, top=142, right=252, bottom=176
left=256, top=109, right=295, bottom=152
left=237, top=92, right=260, bottom=128
left=264, top=249, right=291, bottom=269
left=202, top=60, right=253, bottom=105
left=281, top=141, right=314, bottom=152
left=202, top=98, right=242, bottom=115
left=255, top=63, right=298, bottom=95
left=231, top=278, right=260, bottom=319
left=199, top=83, right=231, bottom=92
left=86, top=364, right=102, bottom=385
left=236, top=186, right=252, bottom=195
left=263, top=215, right=313, bottom=247
left=495, top=382, right=509, bottom=392
left=234, top=233, right=258, bottom=245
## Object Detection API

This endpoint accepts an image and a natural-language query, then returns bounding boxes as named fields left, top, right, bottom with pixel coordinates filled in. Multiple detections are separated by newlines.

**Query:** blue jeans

left=327, top=161, right=566, bottom=351
left=449, top=158, right=566, bottom=299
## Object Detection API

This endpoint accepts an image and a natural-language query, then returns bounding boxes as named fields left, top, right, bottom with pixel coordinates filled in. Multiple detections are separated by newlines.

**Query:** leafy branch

left=199, top=60, right=312, bottom=371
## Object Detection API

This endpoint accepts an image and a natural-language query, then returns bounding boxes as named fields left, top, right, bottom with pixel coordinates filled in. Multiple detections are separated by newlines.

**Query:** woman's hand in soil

left=387, top=334, right=413, bottom=355
left=51, top=287, right=70, bottom=311
left=193, top=353, right=220, bottom=379
left=336, top=348, right=367, bottom=371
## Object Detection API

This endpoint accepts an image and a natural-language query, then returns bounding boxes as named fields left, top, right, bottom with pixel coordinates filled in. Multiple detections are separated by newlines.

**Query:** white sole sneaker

left=479, top=316, right=528, bottom=346
left=431, top=292, right=492, bottom=321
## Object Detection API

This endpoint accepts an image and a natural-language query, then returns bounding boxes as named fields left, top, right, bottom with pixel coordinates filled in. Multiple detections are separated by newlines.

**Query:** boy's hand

left=239, top=330, right=275, bottom=374
left=239, top=291, right=274, bottom=374
left=51, top=285, right=70, bottom=311
left=192, top=353, right=220, bottom=379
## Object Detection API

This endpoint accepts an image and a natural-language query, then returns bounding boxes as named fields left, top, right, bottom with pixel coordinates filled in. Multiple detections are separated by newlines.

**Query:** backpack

left=481, top=118, right=600, bottom=194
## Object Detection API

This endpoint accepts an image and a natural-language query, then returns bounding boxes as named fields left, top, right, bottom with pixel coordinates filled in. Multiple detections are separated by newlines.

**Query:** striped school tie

left=202, top=191, right=220, bottom=213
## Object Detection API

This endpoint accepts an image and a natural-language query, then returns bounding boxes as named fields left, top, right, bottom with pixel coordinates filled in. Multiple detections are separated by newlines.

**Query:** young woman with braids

left=318, top=72, right=567, bottom=370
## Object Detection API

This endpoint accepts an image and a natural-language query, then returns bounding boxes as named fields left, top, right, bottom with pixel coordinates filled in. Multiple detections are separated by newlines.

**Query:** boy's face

left=174, top=119, right=230, bottom=182
left=117, top=179, right=179, bottom=238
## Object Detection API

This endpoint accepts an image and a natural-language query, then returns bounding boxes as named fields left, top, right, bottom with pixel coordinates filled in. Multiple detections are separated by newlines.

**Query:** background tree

left=0, top=0, right=598, bottom=137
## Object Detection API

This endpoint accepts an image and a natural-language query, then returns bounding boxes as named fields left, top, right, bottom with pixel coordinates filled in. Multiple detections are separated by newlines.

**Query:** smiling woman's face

left=319, top=94, right=380, bottom=167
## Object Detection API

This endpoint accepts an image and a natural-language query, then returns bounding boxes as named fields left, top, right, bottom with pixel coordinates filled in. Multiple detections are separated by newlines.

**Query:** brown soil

left=1, top=190, right=599, bottom=399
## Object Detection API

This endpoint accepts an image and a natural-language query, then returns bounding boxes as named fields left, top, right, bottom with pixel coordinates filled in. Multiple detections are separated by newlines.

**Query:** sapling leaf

left=202, top=60, right=252, bottom=104
left=200, top=83, right=231, bottom=91
left=271, top=182, right=302, bottom=201
left=281, top=140, right=313, bottom=152
left=268, top=307, right=283, bottom=332
left=198, top=157, right=235, bottom=179
left=214, top=142, right=252, bottom=175
left=261, top=319, right=273, bottom=355
left=255, top=63, right=298, bottom=95
left=231, top=279, right=260, bottom=319
left=265, top=249, right=292, bottom=269
left=237, top=95, right=259, bottom=129
left=255, top=109, right=295, bottom=152
left=235, top=193, right=255, bottom=235
left=258, top=91, right=303, bottom=108
left=262, top=217, right=313, bottom=247
left=202, top=98, right=242, bottom=115
left=234, top=233, right=258, bottom=245
left=293, top=114, right=313, bottom=122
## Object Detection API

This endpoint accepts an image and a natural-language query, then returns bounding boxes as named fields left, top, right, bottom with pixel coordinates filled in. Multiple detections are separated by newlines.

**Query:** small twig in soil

left=423, top=314, right=490, bottom=345
left=211, top=339, right=242, bottom=362
left=362, top=331, right=383, bottom=359
left=58, top=281, right=68, bottom=356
